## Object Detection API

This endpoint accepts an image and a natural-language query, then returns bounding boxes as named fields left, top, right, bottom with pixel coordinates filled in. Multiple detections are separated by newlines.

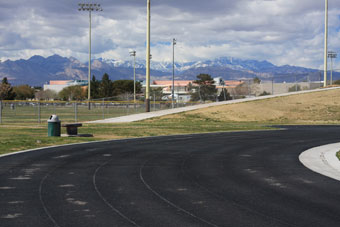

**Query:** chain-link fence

left=227, top=74, right=324, bottom=99
left=0, top=75, right=328, bottom=124
left=0, top=95, right=201, bottom=124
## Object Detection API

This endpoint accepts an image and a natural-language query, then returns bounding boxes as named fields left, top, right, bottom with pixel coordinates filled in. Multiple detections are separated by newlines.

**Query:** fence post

left=319, top=73, right=322, bottom=88
left=102, top=98, right=105, bottom=120
left=295, top=76, right=298, bottom=91
left=74, top=102, right=78, bottom=122
left=126, top=94, right=129, bottom=115
left=0, top=100, right=2, bottom=124
left=272, top=77, right=274, bottom=95
left=153, top=92, right=156, bottom=111
left=38, top=101, right=41, bottom=123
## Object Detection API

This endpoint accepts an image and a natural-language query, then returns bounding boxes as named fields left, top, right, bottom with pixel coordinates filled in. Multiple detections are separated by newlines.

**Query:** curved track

left=1, top=126, right=340, bottom=227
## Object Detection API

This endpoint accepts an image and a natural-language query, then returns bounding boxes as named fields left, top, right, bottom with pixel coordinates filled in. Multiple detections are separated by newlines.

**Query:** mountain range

left=0, top=54, right=333, bottom=86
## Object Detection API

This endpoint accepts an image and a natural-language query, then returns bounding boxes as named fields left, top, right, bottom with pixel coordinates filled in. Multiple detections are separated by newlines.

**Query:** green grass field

left=0, top=120, right=270, bottom=155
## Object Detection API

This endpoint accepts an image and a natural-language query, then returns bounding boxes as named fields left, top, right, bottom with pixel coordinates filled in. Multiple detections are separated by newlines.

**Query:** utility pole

left=172, top=38, right=176, bottom=108
left=130, top=50, right=137, bottom=103
left=145, top=0, right=151, bottom=112
left=324, top=0, right=328, bottom=87
left=78, top=3, right=103, bottom=109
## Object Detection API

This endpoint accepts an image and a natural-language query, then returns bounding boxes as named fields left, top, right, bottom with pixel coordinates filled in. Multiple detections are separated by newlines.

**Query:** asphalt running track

left=1, top=126, right=340, bottom=227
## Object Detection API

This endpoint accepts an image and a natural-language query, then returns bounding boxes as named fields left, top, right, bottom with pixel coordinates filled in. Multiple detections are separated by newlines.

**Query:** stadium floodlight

left=172, top=38, right=176, bottom=108
left=130, top=50, right=137, bottom=103
left=324, top=0, right=328, bottom=87
left=146, top=0, right=151, bottom=112
left=78, top=3, right=103, bottom=109
left=328, top=51, right=337, bottom=85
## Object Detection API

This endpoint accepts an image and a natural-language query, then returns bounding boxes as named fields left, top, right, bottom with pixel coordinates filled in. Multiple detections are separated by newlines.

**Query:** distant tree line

left=0, top=73, right=234, bottom=102
left=89, top=73, right=142, bottom=100
left=0, top=73, right=142, bottom=101
left=59, top=73, right=143, bottom=101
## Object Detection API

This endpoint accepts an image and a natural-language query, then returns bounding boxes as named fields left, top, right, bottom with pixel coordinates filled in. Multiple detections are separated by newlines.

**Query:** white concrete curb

left=299, top=143, right=340, bottom=181
left=88, top=87, right=340, bottom=124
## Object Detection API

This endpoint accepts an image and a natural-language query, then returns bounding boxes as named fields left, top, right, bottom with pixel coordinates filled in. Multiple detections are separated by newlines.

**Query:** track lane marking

left=139, top=158, right=219, bottom=227
left=39, top=169, right=61, bottom=227
left=93, top=160, right=141, bottom=227
left=180, top=153, right=299, bottom=227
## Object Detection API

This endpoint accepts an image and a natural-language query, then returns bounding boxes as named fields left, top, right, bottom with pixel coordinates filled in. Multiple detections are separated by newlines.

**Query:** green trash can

left=48, top=115, right=61, bottom=137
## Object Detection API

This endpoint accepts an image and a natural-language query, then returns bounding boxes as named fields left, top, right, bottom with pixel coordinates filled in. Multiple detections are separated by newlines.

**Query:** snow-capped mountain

left=0, top=55, right=328, bottom=86
left=100, top=56, right=316, bottom=75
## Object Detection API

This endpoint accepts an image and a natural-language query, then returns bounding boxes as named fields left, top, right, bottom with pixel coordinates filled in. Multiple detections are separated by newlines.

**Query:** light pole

left=172, top=38, right=176, bottom=108
left=78, top=3, right=103, bottom=109
left=130, top=50, right=137, bottom=103
left=324, top=0, right=328, bottom=87
left=328, top=51, right=337, bottom=85
left=145, top=0, right=151, bottom=112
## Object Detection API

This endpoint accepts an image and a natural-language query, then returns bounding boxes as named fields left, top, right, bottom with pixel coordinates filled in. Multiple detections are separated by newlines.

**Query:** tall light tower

left=172, top=38, right=176, bottom=108
left=328, top=51, right=337, bottom=85
left=130, top=50, right=137, bottom=103
left=78, top=3, right=103, bottom=108
left=145, top=0, right=151, bottom=112
left=324, top=0, right=328, bottom=87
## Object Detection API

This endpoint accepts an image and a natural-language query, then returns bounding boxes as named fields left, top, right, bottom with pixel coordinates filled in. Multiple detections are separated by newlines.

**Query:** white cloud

left=0, top=0, right=340, bottom=69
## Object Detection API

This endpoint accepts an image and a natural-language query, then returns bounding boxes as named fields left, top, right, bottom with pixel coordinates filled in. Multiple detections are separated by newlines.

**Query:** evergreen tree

left=112, top=80, right=142, bottom=96
left=0, top=77, right=16, bottom=100
left=90, top=75, right=100, bottom=99
left=2, top=77, right=9, bottom=85
left=218, top=88, right=232, bottom=101
left=253, top=77, right=261, bottom=84
left=99, top=73, right=113, bottom=98
left=190, top=74, right=217, bottom=101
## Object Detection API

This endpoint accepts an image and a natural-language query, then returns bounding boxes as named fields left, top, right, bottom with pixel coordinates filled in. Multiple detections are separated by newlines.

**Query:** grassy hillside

left=153, top=88, right=340, bottom=125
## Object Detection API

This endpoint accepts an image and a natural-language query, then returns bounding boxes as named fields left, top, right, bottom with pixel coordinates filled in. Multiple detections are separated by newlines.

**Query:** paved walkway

left=88, top=87, right=340, bottom=124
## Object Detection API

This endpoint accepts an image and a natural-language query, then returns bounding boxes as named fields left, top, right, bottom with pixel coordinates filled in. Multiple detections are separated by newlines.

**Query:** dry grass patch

left=172, top=89, right=340, bottom=124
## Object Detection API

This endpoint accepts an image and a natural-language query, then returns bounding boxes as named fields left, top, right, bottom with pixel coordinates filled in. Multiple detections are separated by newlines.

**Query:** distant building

left=152, top=80, right=193, bottom=102
left=214, top=77, right=225, bottom=86
left=143, top=79, right=244, bottom=102
left=44, top=80, right=88, bottom=93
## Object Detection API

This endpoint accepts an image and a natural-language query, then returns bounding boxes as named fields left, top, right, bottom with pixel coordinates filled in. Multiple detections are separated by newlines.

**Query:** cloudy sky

left=0, top=0, right=340, bottom=69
